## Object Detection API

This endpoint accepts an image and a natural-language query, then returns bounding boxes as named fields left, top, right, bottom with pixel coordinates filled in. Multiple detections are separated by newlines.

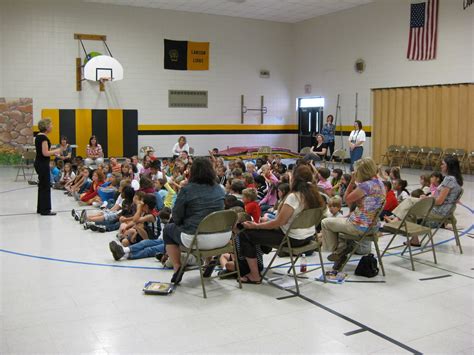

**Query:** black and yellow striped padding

left=41, top=109, right=138, bottom=158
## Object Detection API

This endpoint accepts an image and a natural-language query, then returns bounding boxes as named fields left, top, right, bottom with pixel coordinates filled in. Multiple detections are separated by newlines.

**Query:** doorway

left=297, top=97, right=324, bottom=151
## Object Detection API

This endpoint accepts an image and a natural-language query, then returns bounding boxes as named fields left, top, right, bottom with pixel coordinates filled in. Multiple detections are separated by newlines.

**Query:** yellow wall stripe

left=75, top=109, right=92, bottom=157
left=41, top=109, right=60, bottom=144
left=107, top=109, right=124, bottom=157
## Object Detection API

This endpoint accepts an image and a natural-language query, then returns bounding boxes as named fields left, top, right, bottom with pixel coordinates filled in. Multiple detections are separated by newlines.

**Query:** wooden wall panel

left=372, top=83, right=474, bottom=164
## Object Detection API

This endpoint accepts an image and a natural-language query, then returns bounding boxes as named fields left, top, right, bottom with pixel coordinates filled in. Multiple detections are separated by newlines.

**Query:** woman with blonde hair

left=34, top=118, right=63, bottom=215
left=321, top=157, right=385, bottom=270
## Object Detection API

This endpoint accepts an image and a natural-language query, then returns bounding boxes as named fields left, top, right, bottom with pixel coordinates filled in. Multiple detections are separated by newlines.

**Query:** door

left=298, top=106, right=323, bottom=151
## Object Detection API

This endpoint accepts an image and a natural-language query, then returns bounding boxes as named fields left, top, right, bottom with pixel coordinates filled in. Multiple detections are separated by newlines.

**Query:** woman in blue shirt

left=321, top=114, right=336, bottom=158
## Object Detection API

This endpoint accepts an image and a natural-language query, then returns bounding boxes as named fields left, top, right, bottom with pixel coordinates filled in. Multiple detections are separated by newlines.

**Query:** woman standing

left=172, top=136, right=189, bottom=157
left=321, top=114, right=336, bottom=158
left=35, top=119, right=63, bottom=216
left=84, top=135, right=104, bottom=167
left=348, top=120, right=366, bottom=171
left=237, top=165, right=324, bottom=284
left=310, top=134, right=328, bottom=160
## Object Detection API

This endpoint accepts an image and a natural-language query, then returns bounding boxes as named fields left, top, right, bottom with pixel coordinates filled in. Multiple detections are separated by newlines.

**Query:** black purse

left=355, top=254, right=379, bottom=278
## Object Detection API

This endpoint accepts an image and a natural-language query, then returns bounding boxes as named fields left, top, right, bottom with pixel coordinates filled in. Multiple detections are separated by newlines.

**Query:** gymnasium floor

left=0, top=167, right=473, bottom=354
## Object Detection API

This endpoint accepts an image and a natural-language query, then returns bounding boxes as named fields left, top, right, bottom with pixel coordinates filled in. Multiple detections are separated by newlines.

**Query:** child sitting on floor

left=429, top=172, right=443, bottom=197
left=380, top=180, right=398, bottom=220
left=316, top=167, right=332, bottom=195
left=327, top=196, right=343, bottom=217
left=242, top=188, right=261, bottom=223
left=79, top=170, right=105, bottom=205
left=118, top=193, right=159, bottom=247
left=393, top=178, right=409, bottom=203
left=55, top=162, right=75, bottom=190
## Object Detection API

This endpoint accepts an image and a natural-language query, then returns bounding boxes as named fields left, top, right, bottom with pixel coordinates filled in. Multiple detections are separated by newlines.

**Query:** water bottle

left=300, top=254, right=307, bottom=273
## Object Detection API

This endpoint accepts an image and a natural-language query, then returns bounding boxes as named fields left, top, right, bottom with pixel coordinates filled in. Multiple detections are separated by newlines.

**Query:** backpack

left=355, top=254, right=379, bottom=278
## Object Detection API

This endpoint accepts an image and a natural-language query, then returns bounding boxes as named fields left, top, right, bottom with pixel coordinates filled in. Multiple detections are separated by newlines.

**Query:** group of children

left=55, top=144, right=447, bottom=274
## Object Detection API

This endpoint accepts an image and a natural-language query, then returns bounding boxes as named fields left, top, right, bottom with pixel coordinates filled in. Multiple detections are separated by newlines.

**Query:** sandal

left=239, top=276, right=262, bottom=284
left=403, top=241, right=421, bottom=247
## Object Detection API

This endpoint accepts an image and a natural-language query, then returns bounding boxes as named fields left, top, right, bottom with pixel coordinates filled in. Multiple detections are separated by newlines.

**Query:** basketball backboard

left=84, top=55, right=123, bottom=81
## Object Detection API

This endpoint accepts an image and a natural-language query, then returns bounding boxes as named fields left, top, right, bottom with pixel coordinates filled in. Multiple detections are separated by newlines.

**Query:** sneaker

left=83, top=221, right=94, bottom=230
left=96, top=225, right=107, bottom=233
left=80, top=210, right=87, bottom=224
left=71, top=209, right=76, bottom=218
left=203, top=258, right=218, bottom=278
left=327, top=253, right=340, bottom=262
left=332, top=255, right=348, bottom=272
left=89, top=223, right=99, bottom=232
left=92, top=201, right=101, bottom=208
left=100, top=201, right=108, bottom=209
left=109, top=241, right=125, bottom=261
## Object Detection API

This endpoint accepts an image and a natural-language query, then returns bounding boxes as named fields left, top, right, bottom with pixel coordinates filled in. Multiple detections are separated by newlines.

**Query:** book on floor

left=143, top=281, right=175, bottom=295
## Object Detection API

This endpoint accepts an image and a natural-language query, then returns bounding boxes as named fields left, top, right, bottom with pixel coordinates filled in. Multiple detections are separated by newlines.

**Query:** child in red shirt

left=380, top=180, right=398, bottom=220
left=242, top=188, right=261, bottom=223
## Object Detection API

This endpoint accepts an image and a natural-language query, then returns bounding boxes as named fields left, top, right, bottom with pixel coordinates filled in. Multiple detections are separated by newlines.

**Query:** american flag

left=407, top=0, right=439, bottom=61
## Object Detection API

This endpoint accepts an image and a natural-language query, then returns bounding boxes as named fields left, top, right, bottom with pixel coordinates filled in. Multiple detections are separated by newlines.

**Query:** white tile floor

left=0, top=166, right=473, bottom=354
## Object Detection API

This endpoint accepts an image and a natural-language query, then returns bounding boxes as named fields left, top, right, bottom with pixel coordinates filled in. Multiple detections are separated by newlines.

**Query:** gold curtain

left=372, top=83, right=474, bottom=163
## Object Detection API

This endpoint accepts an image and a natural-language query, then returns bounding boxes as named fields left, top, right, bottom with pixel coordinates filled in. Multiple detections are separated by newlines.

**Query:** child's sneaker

left=96, top=225, right=107, bottom=233
left=100, top=201, right=108, bottom=209
left=83, top=221, right=95, bottom=230
left=80, top=210, right=87, bottom=224
left=92, top=201, right=101, bottom=208
left=109, top=241, right=125, bottom=261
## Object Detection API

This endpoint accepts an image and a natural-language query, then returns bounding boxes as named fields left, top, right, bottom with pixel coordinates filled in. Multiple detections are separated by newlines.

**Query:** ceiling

left=84, top=0, right=374, bottom=23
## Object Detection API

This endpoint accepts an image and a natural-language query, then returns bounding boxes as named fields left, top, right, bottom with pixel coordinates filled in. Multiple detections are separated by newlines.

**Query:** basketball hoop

left=98, top=77, right=111, bottom=92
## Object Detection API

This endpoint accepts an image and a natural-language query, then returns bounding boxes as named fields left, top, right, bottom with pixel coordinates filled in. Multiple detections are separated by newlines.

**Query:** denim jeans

left=350, top=146, right=363, bottom=171
left=95, top=220, right=120, bottom=231
left=129, top=239, right=165, bottom=259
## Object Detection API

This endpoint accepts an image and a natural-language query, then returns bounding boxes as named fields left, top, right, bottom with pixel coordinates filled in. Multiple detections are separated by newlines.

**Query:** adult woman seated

left=237, top=165, right=324, bottom=284
left=84, top=135, right=104, bottom=167
left=310, top=134, right=328, bottom=160
left=408, top=156, right=464, bottom=246
left=172, top=136, right=189, bottom=157
left=321, top=157, right=385, bottom=270
left=163, top=157, right=226, bottom=284
left=56, top=136, right=72, bottom=164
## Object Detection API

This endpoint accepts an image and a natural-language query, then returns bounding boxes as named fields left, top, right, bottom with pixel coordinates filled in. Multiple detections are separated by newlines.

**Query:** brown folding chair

left=176, top=210, right=240, bottom=298
left=381, top=197, right=435, bottom=271
left=405, top=146, right=420, bottom=168
left=328, top=149, right=347, bottom=172
left=15, top=150, right=37, bottom=182
left=425, top=189, right=464, bottom=254
left=261, top=207, right=326, bottom=295
left=333, top=204, right=387, bottom=276
left=380, top=145, right=398, bottom=166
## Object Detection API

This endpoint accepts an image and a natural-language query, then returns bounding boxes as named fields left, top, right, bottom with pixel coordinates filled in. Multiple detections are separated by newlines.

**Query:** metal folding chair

left=333, top=204, right=387, bottom=276
left=261, top=207, right=326, bottom=295
left=381, top=197, right=435, bottom=271
left=176, top=210, right=240, bottom=298
left=328, top=149, right=347, bottom=172
left=15, top=150, right=37, bottom=182
left=380, top=145, right=398, bottom=167
left=425, top=189, right=464, bottom=254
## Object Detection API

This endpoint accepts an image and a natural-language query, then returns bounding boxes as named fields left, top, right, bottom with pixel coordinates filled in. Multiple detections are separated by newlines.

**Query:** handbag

left=354, top=253, right=379, bottom=278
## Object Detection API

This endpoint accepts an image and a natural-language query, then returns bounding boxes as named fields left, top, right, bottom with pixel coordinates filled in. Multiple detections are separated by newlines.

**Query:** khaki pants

left=392, top=197, right=419, bottom=220
left=321, top=217, right=363, bottom=253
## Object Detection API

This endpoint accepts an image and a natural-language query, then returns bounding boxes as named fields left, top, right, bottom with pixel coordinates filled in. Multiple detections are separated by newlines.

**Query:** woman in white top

left=348, top=120, right=366, bottom=171
left=237, top=165, right=324, bottom=284
left=172, top=136, right=190, bottom=157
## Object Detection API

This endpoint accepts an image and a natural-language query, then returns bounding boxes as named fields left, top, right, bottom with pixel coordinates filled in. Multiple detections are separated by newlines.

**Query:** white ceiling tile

left=83, top=0, right=374, bottom=23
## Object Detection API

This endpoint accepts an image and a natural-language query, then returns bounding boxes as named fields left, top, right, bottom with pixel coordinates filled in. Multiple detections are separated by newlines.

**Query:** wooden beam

left=74, top=33, right=107, bottom=41
left=76, top=58, right=82, bottom=91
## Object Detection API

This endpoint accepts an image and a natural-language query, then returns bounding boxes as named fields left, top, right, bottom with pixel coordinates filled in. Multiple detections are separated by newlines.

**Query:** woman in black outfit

left=310, top=134, right=328, bottom=160
left=35, top=119, right=62, bottom=216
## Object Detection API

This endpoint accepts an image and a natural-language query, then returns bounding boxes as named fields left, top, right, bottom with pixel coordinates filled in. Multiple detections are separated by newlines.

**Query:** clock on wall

left=355, top=58, right=365, bottom=73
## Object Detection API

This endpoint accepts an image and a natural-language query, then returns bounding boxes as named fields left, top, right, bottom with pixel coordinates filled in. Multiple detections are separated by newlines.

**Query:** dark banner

left=164, top=39, right=209, bottom=70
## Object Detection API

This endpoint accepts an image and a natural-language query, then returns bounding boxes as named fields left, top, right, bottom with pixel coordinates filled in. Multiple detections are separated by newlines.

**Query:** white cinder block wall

left=292, top=0, right=474, bottom=157
left=1, top=0, right=472, bottom=157
left=0, top=0, right=295, bottom=155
